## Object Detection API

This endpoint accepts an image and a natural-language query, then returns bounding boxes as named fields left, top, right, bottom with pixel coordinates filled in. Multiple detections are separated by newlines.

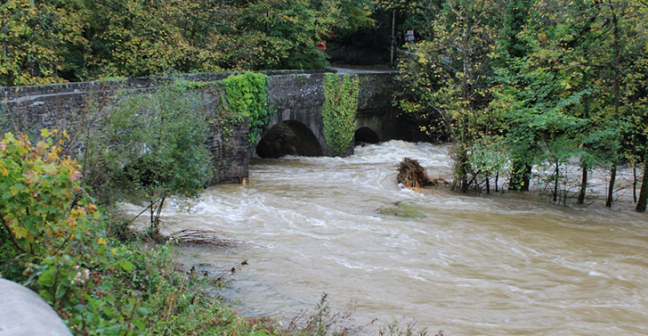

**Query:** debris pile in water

left=397, top=157, right=448, bottom=193
left=170, top=229, right=238, bottom=247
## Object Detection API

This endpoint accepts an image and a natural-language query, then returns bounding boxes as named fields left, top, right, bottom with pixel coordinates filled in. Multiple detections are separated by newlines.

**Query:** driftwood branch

left=169, top=229, right=238, bottom=248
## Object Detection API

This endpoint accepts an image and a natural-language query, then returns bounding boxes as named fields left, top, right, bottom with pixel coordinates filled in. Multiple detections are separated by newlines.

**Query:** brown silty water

left=124, top=141, right=648, bottom=335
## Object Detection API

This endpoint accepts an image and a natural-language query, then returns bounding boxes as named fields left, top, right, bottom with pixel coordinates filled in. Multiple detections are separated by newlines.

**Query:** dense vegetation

left=393, top=0, right=648, bottom=212
left=0, top=129, right=377, bottom=335
left=222, top=72, right=274, bottom=147
left=2, top=0, right=647, bottom=332
left=0, top=0, right=379, bottom=86
left=322, top=73, right=360, bottom=156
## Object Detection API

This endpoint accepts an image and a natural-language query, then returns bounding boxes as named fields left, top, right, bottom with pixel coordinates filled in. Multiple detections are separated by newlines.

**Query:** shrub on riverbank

left=0, top=129, right=281, bottom=335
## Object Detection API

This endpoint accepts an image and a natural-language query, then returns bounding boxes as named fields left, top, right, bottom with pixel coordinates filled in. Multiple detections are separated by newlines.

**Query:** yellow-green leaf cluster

left=0, top=129, right=98, bottom=258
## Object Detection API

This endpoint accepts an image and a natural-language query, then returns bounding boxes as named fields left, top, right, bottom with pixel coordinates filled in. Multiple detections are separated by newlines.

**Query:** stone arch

left=256, top=120, right=323, bottom=158
left=354, top=127, right=380, bottom=144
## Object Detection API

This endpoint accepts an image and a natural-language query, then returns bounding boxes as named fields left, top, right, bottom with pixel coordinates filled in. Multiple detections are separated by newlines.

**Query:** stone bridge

left=1, top=69, right=412, bottom=183
left=259, top=70, right=408, bottom=158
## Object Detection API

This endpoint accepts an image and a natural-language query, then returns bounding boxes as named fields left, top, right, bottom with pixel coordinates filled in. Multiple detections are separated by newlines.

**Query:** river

left=144, top=141, right=648, bottom=335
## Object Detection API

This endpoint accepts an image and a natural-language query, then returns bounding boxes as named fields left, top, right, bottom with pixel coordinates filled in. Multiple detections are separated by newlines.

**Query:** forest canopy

left=0, top=0, right=375, bottom=86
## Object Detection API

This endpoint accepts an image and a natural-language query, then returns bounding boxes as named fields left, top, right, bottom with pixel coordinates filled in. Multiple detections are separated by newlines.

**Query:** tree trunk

left=153, top=197, right=166, bottom=231
left=510, top=161, right=531, bottom=191
left=606, top=8, right=620, bottom=209
left=553, top=160, right=559, bottom=203
left=606, top=164, right=617, bottom=208
left=452, top=146, right=470, bottom=192
left=495, top=172, right=499, bottom=193
left=150, top=200, right=154, bottom=226
left=390, top=9, right=396, bottom=65
left=633, top=165, right=638, bottom=203
left=637, top=162, right=648, bottom=213
left=577, top=165, right=588, bottom=204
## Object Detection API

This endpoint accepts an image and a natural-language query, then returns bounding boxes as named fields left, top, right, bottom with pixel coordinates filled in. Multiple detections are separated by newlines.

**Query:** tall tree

left=496, top=0, right=534, bottom=191
left=396, top=0, right=505, bottom=191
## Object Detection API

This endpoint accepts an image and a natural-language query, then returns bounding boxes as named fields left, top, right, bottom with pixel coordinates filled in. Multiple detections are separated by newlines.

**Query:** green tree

left=241, top=0, right=329, bottom=69
left=83, top=83, right=213, bottom=231
left=493, top=0, right=648, bottom=206
left=495, top=0, right=534, bottom=191
left=396, top=0, right=505, bottom=191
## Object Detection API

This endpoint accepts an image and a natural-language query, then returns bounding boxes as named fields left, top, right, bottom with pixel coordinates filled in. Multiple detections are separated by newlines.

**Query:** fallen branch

left=169, top=229, right=238, bottom=247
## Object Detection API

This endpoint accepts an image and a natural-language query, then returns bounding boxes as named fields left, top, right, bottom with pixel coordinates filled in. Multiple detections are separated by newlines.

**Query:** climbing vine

left=322, top=73, right=359, bottom=156
left=221, top=72, right=274, bottom=147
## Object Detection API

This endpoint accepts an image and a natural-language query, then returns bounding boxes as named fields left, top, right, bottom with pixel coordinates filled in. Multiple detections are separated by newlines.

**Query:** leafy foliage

left=396, top=0, right=504, bottom=191
left=0, top=0, right=379, bottom=85
left=82, top=83, right=213, bottom=229
left=222, top=72, right=273, bottom=147
left=0, top=0, right=88, bottom=85
left=0, top=130, right=97, bottom=261
left=0, top=128, right=307, bottom=336
left=394, top=0, right=648, bottom=209
left=322, top=73, right=359, bottom=156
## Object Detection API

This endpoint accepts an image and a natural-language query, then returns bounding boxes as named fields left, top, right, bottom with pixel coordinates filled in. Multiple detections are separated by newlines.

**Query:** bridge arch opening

left=256, top=121, right=322, bottom=158
left=354, top=127, right=380, bottom=145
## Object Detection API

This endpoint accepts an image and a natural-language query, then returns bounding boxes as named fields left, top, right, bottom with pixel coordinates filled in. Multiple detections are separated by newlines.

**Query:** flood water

left=145, top=141, right=648, bottom=335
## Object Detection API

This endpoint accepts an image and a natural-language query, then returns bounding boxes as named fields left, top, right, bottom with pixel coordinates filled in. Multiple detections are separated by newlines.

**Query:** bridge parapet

left=261, top=72, right=403, bottom=156
left=1, top=70, right=409, bottom=181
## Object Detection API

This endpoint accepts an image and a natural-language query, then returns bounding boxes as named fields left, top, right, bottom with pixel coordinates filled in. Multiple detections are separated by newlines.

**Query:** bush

left=82, top=83, right=214, bottom=231
left=322, top=74, right=359, bottom=156
left=0, top=129, right=99, bottom=272
left=222, top=72, right=273, bottom=147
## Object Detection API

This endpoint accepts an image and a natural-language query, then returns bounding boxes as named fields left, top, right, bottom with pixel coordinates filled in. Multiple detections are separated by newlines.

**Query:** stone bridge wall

left=1, top=78, right=251, bottom=185
left=265, top=72, right=406, bottom=156
left=1, top=70, right=405, bottom=182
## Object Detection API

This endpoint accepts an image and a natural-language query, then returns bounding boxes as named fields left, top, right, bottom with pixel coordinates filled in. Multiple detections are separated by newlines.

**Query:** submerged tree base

left=397, top=158, right=449, bottom=192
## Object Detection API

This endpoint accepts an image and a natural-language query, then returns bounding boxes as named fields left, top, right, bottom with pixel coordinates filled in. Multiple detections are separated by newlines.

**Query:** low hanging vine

left=322, top=73, right=359, bottom=156
left=221, top=72, right=274, bottom=147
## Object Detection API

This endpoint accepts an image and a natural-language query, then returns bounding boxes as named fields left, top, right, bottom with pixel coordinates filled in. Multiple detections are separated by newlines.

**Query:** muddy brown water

left=128, top=141, right=648, bottom=335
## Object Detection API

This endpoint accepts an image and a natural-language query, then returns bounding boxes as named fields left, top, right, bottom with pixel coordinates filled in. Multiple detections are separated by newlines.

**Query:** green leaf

left=38, top=267, right=57, bottom=286
left=137, top=306, right=150, bottom=316
left=117, top=260, right=134, bottom=272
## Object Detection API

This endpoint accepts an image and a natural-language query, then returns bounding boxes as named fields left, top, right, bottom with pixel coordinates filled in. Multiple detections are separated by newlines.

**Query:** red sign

left=317, top=40, right=327, bottom=51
